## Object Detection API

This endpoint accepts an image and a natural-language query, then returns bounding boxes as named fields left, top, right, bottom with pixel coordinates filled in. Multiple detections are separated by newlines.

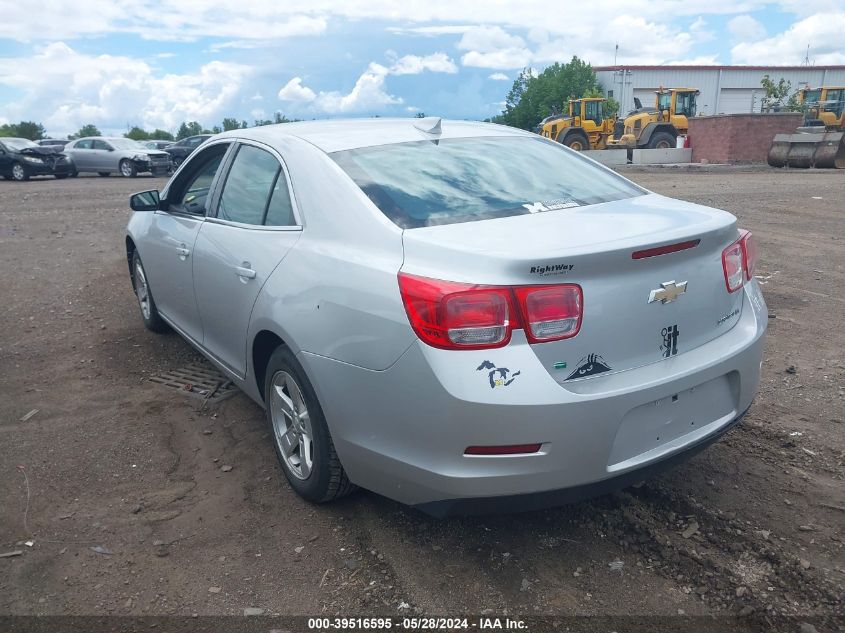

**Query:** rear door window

left=75, top=140, right=93, bottom=149
left=93, top=140, right=111, bottom=150
left=216, top=145, right=289, bottom=226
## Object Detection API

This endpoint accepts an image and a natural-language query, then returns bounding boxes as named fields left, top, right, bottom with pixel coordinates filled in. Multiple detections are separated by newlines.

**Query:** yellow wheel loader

left=768, top=86, right=845, bottom=169
left=607, top=88, right=699, bottom=149
left=538, top=97, right=615, bottom=151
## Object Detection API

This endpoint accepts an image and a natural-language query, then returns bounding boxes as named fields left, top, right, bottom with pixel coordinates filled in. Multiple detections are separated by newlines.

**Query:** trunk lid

left=400, top=193, right=744, bottom=381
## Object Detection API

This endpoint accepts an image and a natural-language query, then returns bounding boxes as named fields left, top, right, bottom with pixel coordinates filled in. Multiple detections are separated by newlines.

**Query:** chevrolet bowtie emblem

left=648, top=280, right=688, bottom=304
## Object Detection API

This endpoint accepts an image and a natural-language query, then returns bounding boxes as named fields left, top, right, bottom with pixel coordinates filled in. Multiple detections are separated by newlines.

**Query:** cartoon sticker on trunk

left=566, top=354, right=612, bottom=380
left=477, top=360, right=521, bottom=389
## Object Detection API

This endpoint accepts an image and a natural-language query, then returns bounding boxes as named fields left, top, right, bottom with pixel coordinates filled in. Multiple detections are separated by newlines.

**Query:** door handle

left=235, top=265, right=256, bottom=280
left=176, top=246, right=191, bottom=259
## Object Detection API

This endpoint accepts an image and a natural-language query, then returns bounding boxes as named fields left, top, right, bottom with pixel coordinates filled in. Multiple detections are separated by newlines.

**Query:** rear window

left=332, top=136, right=645, bottom=228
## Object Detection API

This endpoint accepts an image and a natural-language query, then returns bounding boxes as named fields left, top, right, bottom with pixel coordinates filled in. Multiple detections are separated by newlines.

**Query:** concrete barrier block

left=631, top=148, right=692, bottom=164
left=582, top=150, right=628, bottom=166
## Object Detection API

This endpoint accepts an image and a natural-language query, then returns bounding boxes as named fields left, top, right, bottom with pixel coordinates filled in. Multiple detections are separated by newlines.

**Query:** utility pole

left=614, top=43, right=619, bottom=67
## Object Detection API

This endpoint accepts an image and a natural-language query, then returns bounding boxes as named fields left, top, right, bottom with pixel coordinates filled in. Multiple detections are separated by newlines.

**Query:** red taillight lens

left=739, top=230, right=757, bottom=281
left=398, top=273, right=583, bottom=350
left=722, top=239, right=744, bottom=293
left=722, top=229, right=757, bottom=293
left=513, top=285, right=582, bottom=343
left=398, top=273, right=516, bottom=350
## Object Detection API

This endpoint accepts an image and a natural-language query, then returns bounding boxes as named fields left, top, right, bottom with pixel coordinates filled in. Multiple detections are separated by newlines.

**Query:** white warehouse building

left=595, top=65, right=845, bottom=116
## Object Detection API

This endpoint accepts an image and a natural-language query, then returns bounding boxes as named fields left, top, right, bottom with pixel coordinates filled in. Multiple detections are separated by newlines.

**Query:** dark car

left=164, top=134, right=211, bottom=168
left=144, top=140, right=173, bottom=150
left=0, top=137, right=74, bottom=181
left=37, top=139, right=69, bottom=149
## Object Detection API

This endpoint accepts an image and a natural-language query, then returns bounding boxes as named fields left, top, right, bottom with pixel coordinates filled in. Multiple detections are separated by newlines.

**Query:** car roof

left=214, top=118, right=533, bottom=154
left=0, top=137, right=31, bottom=143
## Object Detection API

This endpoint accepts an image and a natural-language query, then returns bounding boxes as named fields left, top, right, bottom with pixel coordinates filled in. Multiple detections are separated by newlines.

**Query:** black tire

left=11, top=162, right=29, bottom=182
left=120, top=159, right=138, bottom=178
left=562, top=133, right=590, bottom=151
left=264, top=345, right=354, bottom=503
left=647, top=131, right=676, bottom=149
left=55, top=173, right=69, bottom=180
left=98, top=172, right=111, bottom=177
left=69, top=170, right=79, bottom=178
left=130, top=251, right=168, bottom=333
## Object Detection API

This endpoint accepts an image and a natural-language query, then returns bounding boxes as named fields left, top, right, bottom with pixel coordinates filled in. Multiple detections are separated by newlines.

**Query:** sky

left=0, top=1, right=843, bottom=137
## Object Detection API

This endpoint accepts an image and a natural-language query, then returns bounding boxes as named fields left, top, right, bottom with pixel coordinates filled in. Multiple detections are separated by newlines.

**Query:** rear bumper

left=416, top=406, right=747, bottom=517
left=302, top=281, right=767, bottom=510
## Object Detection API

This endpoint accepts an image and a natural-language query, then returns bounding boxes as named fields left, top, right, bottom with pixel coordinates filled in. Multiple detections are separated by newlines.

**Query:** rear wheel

left=120, top=159, right=137, bottom=178
left=563, top=134, right=590, bottom=152
left=647, top=131, right=676, bottom=149
left=11, top=162, right=28, bottom=181
left=264, top=346, right=354, bottom=503
left=98, top=172, right=111, bottom=177
left=131, top=251, right=168, bottom=333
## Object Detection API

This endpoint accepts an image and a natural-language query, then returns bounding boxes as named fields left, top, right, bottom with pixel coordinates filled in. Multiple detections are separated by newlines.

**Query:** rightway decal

left=566, top=354, right=612, bottom=380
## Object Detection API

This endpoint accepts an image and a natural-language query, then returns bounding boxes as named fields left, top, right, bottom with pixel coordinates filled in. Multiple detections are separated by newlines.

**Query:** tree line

left=0, top=112, right=301, bottom=142
left=488, top=57, right=619, bottom=131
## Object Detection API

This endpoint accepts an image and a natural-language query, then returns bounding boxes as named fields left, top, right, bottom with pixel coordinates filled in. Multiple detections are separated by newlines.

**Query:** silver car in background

left=65, top=136, right=170, bottom=177
left=124, top=119, right=766, bottom=516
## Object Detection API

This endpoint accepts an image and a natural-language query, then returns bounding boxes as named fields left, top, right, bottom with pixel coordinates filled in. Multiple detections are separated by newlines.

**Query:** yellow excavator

left=768, top=86, right=845, bottom=169
left=538, top=97, right=615, bottom=150
left=608, top=88, right=699, bottom=149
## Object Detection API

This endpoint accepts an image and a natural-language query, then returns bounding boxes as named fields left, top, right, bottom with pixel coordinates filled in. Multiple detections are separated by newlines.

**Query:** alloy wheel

left=12, top=164, right=25, bottom=181
left=269, top=371, right=314, bottom=480
left=134, top=261, right=151, bottom=319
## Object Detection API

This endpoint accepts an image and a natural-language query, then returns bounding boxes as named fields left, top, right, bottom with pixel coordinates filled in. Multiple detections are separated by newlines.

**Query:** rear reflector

left=632, top=239, right=700, bottom=259
left=465, top=444, right=542, bottom=455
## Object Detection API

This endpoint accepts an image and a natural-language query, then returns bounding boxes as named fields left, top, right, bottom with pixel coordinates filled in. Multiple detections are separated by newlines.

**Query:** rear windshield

left=332, top=136, right=645, bottom=228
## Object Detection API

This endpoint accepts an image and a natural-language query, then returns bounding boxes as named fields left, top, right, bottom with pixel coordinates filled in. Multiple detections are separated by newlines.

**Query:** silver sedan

left=124, top=119, right=767, bottom=516
left=65, top=136, right=170, bottom=177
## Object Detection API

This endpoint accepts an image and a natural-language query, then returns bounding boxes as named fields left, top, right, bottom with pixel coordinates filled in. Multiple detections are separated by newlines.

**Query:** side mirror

left=130, top=190, right=160, bottom=212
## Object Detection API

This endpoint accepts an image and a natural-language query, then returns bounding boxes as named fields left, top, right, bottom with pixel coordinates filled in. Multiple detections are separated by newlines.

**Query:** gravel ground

left=0, top=168, right=843, bottom=631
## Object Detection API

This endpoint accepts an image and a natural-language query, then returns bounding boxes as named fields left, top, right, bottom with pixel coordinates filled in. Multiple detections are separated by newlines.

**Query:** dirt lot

left=1, top=168, right=843, bottom=631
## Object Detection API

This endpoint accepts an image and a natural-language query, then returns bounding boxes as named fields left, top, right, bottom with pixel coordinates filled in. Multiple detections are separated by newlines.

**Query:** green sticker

left=553, top=361, right=567, bottom=369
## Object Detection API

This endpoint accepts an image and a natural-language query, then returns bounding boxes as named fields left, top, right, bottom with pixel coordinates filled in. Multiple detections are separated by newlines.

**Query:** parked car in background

left=37, top=139, right=69, bottom=149
left=164, top=134, right=211, bottom=168
left=144, top=140, right=173, bottom=150
left=0, top=137, right=74, bottom=181
left=124, top=119, right=767, bottom=516
left=64, top=137, right=170, bottom=177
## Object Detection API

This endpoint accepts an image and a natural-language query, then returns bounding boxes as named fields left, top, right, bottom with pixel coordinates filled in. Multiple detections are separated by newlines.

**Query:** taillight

left=722, top=229, right=757, bottom=293
left=513, top=285, right=582, bottom=343
left=397, top=274, right=516, bottom=350
left=398, top=273, right=583, bottom=350
left=740, top=230, right=757, bottom=281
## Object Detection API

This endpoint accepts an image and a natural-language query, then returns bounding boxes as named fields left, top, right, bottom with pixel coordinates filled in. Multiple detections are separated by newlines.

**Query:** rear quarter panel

left=248, top=136, right=414, bottom=380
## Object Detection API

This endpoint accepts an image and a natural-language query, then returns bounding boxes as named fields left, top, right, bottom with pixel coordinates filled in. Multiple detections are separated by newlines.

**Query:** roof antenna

left=413, top=117, right=442, bottom=134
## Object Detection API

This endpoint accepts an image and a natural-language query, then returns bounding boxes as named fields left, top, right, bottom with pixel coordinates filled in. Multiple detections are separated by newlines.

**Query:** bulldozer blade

left=768, top=132, right=845, bottom=169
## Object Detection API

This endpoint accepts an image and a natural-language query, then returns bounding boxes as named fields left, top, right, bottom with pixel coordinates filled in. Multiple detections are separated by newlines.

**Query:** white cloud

left=298, top=63, right=402, bottom=113
left=488, top=72, right=510, bottom=81
left=0, top=42, right=251, bottom=135
left=727, top=15, right=767, bottom=42
left=389, top=52, right=457, bottom=75
left=457, top=25, right=532, bottom=69
left=278, top=77, right=317, bottom=102
left=279, top=52, right=457, bottom=113
left=731, top=12, right=845, bottom=64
